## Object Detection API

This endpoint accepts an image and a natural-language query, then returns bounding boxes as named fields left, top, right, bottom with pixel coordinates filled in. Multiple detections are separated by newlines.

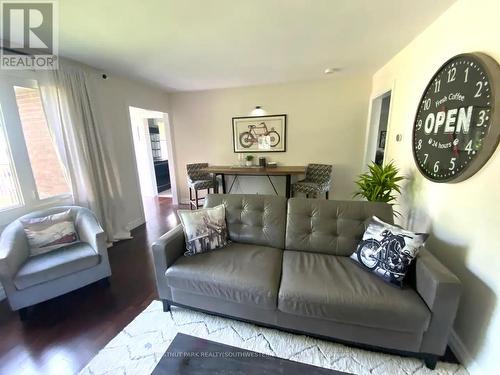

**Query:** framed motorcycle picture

left=232, top=114, right=287, bottom=153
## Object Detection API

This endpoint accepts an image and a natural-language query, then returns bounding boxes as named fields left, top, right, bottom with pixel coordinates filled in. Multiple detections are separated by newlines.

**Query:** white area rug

left=79, top=301, right=467, bottom=375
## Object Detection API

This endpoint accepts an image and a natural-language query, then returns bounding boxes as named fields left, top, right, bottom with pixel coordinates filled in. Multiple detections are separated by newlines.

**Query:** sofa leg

left=19, top=307, right=29, bottom=322
left=424, top=354, right=438, bottom=370
left=162, top=300, right=171, bottom=312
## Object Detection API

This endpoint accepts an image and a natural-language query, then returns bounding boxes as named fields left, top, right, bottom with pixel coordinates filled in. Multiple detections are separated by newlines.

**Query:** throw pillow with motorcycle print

left=350, top=216, right=428, bottom=288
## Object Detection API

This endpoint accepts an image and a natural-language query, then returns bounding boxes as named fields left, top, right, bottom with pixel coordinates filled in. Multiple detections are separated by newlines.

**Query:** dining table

left=203, top=165, right=306, bottom=198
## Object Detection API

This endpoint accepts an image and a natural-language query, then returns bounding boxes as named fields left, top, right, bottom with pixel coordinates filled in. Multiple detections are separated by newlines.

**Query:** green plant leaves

left=353, top=161, right=404, bottom=205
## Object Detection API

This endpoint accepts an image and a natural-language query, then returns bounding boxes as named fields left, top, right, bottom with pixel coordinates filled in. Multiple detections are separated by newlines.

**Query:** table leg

left=285, top=174, right=291, bottom=198
left=220, top=173, right=226, bottom=194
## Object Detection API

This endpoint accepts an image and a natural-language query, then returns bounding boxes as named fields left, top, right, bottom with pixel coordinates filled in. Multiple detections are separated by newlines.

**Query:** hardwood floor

left=0, top=197, right=185, bottom=375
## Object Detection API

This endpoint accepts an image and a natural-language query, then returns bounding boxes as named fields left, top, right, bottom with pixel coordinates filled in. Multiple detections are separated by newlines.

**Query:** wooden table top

left=205, top=165, right=306, bottom=175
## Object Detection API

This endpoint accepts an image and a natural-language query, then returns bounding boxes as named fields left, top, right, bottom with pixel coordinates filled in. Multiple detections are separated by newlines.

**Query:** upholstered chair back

left=305, top=164, right=333, bottom=186
left=186, top=163, right=210, bottom=182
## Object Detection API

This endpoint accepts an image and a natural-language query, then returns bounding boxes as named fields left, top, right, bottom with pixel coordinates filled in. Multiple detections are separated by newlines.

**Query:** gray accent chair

left=152, top=194, right=461, bottom=369
left=0, top=206, right=111, bottom=320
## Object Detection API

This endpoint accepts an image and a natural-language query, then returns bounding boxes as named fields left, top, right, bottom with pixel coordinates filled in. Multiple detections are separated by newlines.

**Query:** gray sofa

left=0, top=206, right=111, bottom=319
left=152, top=194, right=461, bottom=369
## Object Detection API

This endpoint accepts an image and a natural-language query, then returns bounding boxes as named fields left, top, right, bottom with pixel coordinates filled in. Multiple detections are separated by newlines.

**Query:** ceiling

left=59, top=0, right=456, bottom=91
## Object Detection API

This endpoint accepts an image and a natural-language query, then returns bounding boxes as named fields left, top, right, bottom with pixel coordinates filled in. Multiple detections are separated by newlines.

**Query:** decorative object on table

left=0, top=206, right=111, bottom=320
left=351, top=216, right=428, bottom=288
left=21, top=209, right=78, bottom=256
left=245, top=154, right=254, bottom=167
left=186, top=163, right=218, bottom=210
left=232, top=114, right=286, bottom=153
left=177, top=204, right=228, bottom=256
left=353, top=161, right=404, bottom=214
left=413, top=52, right=500, bottom=183
left=237, top=154, right=245, bottom=166
left=266, top=161, right=277, bottom=168
left=378, top=130, right=387, bottom=149
left=258, top=156, right=267, bottom=167
left=291, top=163, right=333, bottom=199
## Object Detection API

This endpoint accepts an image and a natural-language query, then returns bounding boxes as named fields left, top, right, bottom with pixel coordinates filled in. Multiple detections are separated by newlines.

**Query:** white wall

left=86, top=70, right=171, bottom=231
left=169, top=75, right=372, bottom=203
left=371, top=1, right=500, bottom=373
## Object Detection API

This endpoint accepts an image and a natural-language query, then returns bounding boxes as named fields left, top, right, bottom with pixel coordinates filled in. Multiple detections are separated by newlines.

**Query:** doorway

left=128, top=106, right=178, bottom=219
left=365, top=91, right=392, bottom=166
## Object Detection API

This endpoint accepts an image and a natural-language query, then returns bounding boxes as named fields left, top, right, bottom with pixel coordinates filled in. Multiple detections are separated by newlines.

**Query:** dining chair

left=186, top=163, right=217, bottom=209
left=292, top=163, right=333, bottom=199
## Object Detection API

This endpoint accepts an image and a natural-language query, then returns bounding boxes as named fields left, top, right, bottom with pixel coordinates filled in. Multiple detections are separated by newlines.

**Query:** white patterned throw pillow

left=22, top=209, right=79, bottom=256
left=350, top=216, right=428, bottom=287
left=177, top=204, right=228, bottom=256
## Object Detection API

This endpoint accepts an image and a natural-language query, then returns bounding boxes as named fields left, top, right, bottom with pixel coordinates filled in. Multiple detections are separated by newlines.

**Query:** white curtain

left=39, top=61, right=131, bottom=242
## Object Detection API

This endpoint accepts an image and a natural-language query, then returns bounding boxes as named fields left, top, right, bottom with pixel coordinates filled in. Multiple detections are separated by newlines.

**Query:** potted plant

left=245, top=154, right=254, bottom=167
left=353, top=161, right=404, bottom=214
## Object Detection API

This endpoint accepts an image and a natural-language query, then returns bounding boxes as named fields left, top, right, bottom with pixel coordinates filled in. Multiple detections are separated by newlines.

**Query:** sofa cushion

left=278, top=251, right=431, bottom=332
left=166, top=242, right=283, bottom=309
left=286, top=198, right=394, bottom=256
left=14, top=242, right=99, bottom=290
left=204, top=194, right=287, bottom=249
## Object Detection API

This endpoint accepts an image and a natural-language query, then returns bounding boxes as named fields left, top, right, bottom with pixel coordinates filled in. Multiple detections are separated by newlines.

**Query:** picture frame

left=232, top=114, right=287, bottom=153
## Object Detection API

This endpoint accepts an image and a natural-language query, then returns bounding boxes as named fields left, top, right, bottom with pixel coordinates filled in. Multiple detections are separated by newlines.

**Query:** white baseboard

left=127, top=217, right=146, bottom=231
left=449, top=329, right=483, bottom=375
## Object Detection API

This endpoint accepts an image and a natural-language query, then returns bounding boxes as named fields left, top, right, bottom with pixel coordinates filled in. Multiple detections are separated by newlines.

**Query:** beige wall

left=87, top=69, right=170, bottom=232
left=371, top=1, right=500, bottom=373
left=169, top=75, right=372, bottom=203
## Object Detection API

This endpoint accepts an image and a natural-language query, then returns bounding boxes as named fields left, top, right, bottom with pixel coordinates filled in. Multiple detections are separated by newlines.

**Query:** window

left=0, top=75, right=71, bottom=216
left=14, top=86, right=70, bottom=199
left=0, top=116, right=22, bottom=210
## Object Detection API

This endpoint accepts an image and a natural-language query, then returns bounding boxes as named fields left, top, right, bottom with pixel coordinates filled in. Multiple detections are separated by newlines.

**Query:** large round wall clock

left=413, top=52, right=500, bottom=183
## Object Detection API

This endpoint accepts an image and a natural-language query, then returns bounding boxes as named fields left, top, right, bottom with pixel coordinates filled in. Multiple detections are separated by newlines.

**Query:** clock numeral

left=465, top=140, right=473, bottom=154
left=423, top=153, right=429, bottom=164
left=477, top=110, right=487, bottom=126
left=448, top=157, right=456, bottom=171
left=464, top=67, right=469, bottom=83
left=417, top=139, right=422, bottom=150
left=434, top=79, right=441, bottom=93
left=475, top=81, right=484, bottom=97
left=447, top=67, right=456, bottom=83
left=416, top=119, right=422, bottom=130
left=433, top=161, right=440, bottom=173
left=423, top=98, right=431, bottom=110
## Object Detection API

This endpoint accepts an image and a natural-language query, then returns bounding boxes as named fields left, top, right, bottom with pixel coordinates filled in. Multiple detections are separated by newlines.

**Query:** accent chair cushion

left=278, top=251, right=431, bottom=333
left=14, top=242, right=99, bottom=290
left=21, top=209, right=78, bottom=256
left=165, top=242, right=283, bottom=309
left=350, top=216, right=428, bottom=287
left=177, top=205, right=228, bottom=256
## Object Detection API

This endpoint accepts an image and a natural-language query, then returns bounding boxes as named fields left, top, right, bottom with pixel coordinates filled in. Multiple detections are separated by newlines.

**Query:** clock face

left=413, top=53, right=500, bottom=182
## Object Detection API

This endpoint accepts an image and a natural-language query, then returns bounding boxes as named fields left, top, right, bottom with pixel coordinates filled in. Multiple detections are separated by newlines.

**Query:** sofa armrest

left=152, top=225, right=185, bottom=299
left=75, top=208, right=106, bottom=255
left=416, top=247, right=461, bottom=354
left=0, top=222, right=29, bottom=283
